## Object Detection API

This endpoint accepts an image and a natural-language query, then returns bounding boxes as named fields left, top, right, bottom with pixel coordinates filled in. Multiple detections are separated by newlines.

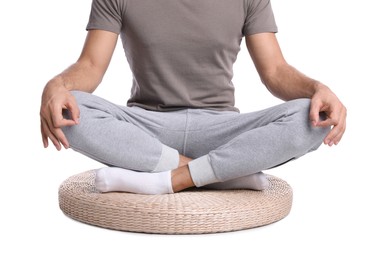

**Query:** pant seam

left=182, top=110, right=190, bottom=156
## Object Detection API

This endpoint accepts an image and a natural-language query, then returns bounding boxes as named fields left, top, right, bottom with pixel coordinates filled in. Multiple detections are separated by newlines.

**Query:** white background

left=1, top=0, right=375, bottom=259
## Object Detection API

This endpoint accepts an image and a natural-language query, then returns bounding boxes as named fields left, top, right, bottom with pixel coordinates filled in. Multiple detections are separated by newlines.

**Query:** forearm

left=246, top=34, right=346, bottom=146
left=46, top=60, right=103, bottom=93
left=262, top=63, right=324, bottom=101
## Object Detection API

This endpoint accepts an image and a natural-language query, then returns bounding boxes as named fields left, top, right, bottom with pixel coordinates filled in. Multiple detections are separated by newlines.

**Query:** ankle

left=171, top=165, right=195, bottom=192
left=178, top=155, right=193, bottom=168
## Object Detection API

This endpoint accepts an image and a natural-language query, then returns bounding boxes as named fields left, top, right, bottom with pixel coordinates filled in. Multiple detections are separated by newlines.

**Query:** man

left=40, top=0, right=346, bottom=195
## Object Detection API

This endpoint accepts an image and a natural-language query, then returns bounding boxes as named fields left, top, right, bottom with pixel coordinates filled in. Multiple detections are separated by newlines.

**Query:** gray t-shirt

left=87, top=0, right=277, bottom=111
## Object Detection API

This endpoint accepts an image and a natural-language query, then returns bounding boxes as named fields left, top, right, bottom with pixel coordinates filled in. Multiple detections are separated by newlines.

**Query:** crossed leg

left=63, top=91, right=329, bottom=194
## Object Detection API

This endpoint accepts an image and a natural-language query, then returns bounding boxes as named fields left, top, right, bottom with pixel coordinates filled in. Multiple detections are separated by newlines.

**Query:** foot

left=204, top=172, right=269, bottom=191
left=95, top=167, right=174, bottom=195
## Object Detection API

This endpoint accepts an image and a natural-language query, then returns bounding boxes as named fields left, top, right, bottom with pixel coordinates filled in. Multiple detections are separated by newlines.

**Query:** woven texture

left=59, top=171, right=293, bottom=234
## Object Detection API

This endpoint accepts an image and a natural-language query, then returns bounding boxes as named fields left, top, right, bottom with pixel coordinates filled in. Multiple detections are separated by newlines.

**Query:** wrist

left=312, top=81, right=329, bottom=93
left=47, top=75, right=70, bottom=90
left=44, top=77, right=73, bottom=98
left=42, top=76, right=70, bottom=100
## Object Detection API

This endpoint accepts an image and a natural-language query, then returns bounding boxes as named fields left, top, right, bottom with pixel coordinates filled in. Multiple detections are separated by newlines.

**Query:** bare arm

left=246, top=33, right=346, bottom=146
left=40, top=30, right=118, bottom=150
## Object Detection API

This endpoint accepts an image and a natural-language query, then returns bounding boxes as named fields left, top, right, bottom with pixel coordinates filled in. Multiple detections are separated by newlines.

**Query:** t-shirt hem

left=243, top=27, right=278, bottom=37
left=127, top=103, right=240, bottom=113
left=86, top=24, right=121, bottom=35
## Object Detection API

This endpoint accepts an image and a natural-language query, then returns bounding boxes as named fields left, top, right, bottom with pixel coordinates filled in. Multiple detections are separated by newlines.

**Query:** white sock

left=204, top=172, right=269, bottom=191
left=95, top=167, right=174, bottom=195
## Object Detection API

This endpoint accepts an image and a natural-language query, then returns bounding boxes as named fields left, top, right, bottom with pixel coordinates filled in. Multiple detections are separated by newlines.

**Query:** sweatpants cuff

left=188, top=155, right=219, bottom=187
left=152, top=145, right=179, bottom=172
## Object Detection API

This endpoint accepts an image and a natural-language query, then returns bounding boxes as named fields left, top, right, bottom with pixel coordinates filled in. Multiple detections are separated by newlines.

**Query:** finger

left=47, top=114, right=71, bottom=149
left=309, top=99, right=322, bottom=126
left=42, top=114, right=71, bottom=150
left=324, top=127, right=342, bottom=146
left=41, top=120, right=49, bottom=148
left=323, top=105, right=346, bottom=145
left=42, top=118, right=62, bottom=151
left=333, top=129, right=345, bottom=145
left=53, top=127, right=70, bottom=149
left=66, top=99, right=80, bottom=124
left=325, top=118, right=346, bottom=146
left=322, top=114, right=345, bottom=145
left=314, top=116, right=336, bottom=128
left=51, top=104, right=77, bottom=128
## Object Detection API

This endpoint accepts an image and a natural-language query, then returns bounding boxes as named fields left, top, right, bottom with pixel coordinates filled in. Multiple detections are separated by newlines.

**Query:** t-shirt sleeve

left=86, top=0, right=125, bottom=34
left=243, top=0, right=278, bottom=36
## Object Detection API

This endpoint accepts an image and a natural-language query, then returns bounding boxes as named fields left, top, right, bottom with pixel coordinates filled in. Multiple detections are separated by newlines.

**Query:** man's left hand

left=309, top=84, right=347, bottom=146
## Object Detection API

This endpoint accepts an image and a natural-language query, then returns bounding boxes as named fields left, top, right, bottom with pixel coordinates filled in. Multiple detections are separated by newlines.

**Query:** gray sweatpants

left=63, top=91, right=330, bottom=187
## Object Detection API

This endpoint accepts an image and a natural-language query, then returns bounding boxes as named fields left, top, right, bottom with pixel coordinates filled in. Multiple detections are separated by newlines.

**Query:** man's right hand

left=40, top=30, right=119, bottom=150
left=40, top=80, right=80, bottom=151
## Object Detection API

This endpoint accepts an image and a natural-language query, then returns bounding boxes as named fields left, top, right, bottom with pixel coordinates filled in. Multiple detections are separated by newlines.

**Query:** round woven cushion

left=59, top=170, right=293, bottom=234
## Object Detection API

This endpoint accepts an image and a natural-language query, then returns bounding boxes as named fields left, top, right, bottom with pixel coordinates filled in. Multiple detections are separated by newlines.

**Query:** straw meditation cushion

left=59, top=170, right=293, bottom=234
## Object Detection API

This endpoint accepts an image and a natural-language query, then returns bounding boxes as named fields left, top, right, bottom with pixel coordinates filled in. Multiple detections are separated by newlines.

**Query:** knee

left=287, top=98, right=330, bottom=153
left=292, top=123, right=330, bottom=154
left=61, top=114, right=83, bottom=147
left=62, top=92, right=93, bottom=146
left=62, top=92, right=115, bottom=148
left=307, top=123, right=331, bottom=152
left=62, top=91, right=87, bottom=133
